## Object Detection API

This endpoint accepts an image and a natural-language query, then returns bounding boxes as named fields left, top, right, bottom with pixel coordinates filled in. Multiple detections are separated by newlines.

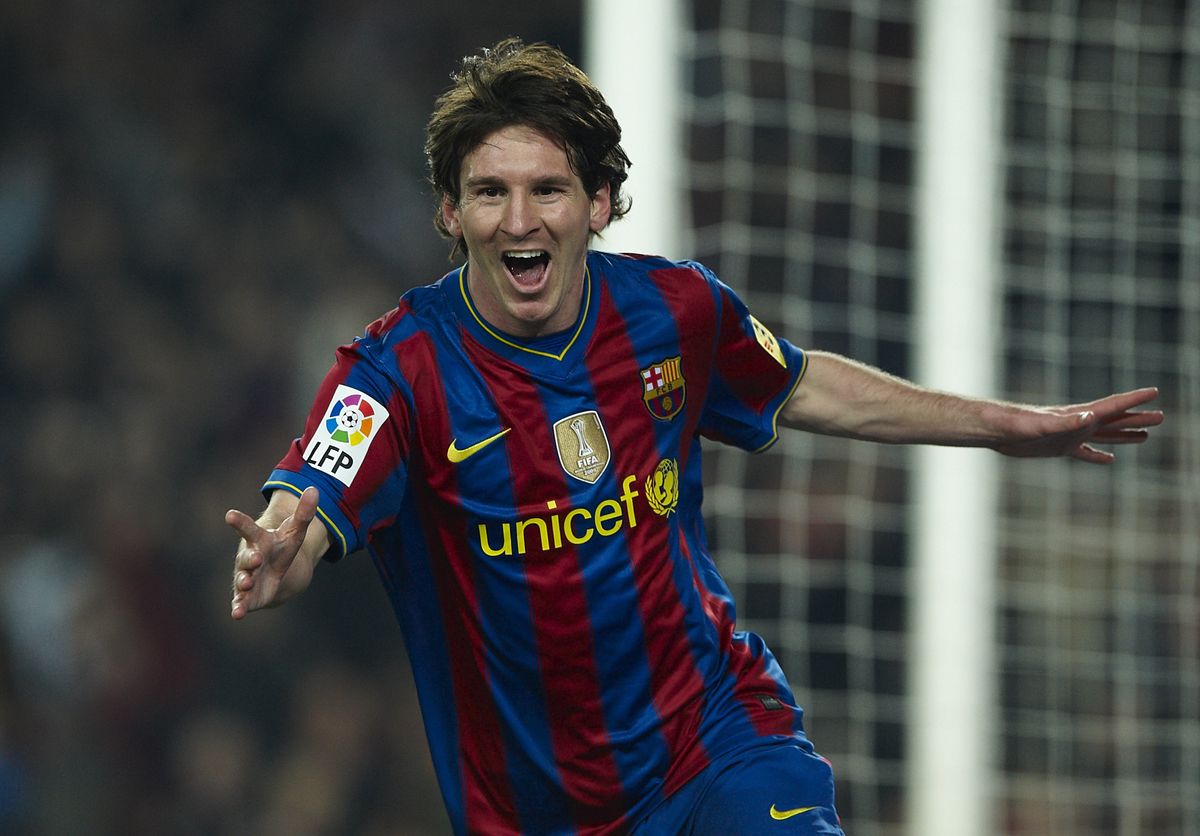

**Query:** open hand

left=226, top=487, right=320, bottom=619
left=993, top=387, right=1163, bottom=464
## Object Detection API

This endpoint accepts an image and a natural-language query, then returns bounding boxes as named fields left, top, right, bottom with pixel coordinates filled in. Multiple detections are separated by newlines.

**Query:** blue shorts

left=631, top=739, right=844, bottom=835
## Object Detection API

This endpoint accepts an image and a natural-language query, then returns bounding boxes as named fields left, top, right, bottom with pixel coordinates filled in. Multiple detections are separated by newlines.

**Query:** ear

left=441, top=195, right=463, bottom=238
left=588, top=183, right=612, bottom=233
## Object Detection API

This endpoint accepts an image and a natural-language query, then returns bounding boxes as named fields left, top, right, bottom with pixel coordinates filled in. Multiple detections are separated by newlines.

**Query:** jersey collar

left=451, top=256, right=598, bottom=369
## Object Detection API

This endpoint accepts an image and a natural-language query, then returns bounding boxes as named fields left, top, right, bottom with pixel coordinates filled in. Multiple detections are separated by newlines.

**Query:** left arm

left=780, top=351, right=1163, bottom=463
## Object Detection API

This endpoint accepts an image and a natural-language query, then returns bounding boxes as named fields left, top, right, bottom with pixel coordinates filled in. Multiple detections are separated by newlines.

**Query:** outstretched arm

left=781, top=351, right=1163, bottom=463
left=226, top=487, right=331, bottom=619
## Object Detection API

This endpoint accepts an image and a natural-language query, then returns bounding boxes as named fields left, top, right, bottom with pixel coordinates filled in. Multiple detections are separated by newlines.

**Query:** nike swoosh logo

left=447, top=427, right=511, bottom=463
left=769, top=804, right=818, bottom=821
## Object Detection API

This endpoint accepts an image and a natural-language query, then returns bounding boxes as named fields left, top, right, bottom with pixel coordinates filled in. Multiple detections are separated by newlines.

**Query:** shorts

left=630, top=739, right=844, bottom=835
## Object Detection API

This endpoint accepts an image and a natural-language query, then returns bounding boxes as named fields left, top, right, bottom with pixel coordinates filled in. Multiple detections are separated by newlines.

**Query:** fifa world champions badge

left=640, top=356, right=686, bottom=421
left=553, top=410, right=612, bottom=484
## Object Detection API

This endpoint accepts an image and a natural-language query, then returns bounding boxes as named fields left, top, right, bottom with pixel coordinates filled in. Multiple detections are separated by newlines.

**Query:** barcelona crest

left=640, top=356, right=686, bottom=421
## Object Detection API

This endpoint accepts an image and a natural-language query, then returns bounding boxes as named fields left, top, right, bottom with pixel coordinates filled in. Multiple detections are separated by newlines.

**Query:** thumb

left=293, top=486, right=320, bottom=525
left=278, top=487, right=320, bottom=541
left=1056, top=410, right=1094, bottom=435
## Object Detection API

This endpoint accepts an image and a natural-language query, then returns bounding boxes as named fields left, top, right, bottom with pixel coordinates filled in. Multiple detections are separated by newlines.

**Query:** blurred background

left=0, top=1, right=1196, bottom=834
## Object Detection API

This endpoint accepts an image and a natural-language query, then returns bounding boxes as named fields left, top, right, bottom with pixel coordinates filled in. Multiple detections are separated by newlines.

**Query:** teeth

left=504, top=250, right=546, bottom=259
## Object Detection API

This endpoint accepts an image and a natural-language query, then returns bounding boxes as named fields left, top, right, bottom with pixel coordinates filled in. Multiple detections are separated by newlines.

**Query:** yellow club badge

left=645, top=458, right=679, bottom=516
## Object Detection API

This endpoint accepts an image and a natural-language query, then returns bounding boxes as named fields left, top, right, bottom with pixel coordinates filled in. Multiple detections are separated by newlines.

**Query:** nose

left=499, top=192, right=540, bottom=238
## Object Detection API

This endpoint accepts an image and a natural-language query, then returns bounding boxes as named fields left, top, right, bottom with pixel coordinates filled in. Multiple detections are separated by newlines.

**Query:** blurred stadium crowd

left=0, top=2, right=579, bottom=833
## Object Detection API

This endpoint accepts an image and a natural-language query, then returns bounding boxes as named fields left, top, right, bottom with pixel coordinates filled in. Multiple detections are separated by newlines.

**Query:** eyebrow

left=463, top=174, right=575, bottom=190
left=463, top=175, right=502, bottom=190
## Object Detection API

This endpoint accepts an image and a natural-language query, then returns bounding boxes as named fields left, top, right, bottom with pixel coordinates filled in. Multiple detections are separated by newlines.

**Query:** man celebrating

left=226, top=39, right=1161, bottom=835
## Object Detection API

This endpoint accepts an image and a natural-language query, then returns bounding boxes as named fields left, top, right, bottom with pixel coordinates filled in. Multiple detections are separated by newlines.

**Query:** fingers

left=1082, top=392, right=1163, bottom=447
left=230, top=549, right=267, bottom=620
left=1084, top=386, right=1160, bottom=417
left=231, top=576, right=253, bottom=620
left=227, top=507, right=271, bottom=620
left=231, top=590, right=251, bottom=620
left=1000, top=388, right=1161, bottom=463
left=228, top=488, right=322, bottom=621
left=1096, top=410, right=1164, bottom=431
left=1071, top=389, right=1163, bottom=458
left=225, top=508, right=264, bottom=543
left=230, top=537, right=262, bottom=620
left=227, top=509, right=265, bottom=568
left=1090, top=432, right=1150, bottom=446
left=1071, top=443, right=1115, bottom=465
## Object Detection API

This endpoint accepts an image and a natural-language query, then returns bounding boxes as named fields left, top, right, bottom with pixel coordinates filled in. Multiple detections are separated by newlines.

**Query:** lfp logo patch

left=326, top=392, right=376, bottom=445
left=303, top=385, right=388, bottom=486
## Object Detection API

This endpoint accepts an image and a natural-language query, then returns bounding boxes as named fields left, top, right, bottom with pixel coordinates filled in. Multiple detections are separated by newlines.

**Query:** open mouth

left=502, top=250, right=550, bottom=288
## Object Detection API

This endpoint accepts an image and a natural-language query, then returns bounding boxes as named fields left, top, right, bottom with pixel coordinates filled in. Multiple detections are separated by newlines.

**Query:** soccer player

left=225, top=39, right=1162, bottom=835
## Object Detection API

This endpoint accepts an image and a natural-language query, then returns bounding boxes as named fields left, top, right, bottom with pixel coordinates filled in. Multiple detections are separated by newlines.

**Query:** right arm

left=780, top=351, right=1161, bottom=462
left=226, top=486, right=331, bottom=619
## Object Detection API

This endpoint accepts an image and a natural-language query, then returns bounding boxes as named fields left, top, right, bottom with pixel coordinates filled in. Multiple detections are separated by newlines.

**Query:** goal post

left=583, top=0, right=686, bottom=260
left=909, top=1, right=1003, bottom=834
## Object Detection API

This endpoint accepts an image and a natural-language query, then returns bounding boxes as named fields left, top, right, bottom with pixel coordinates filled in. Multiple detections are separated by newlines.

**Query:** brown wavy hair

left=425, top=38, right=632, bottom=258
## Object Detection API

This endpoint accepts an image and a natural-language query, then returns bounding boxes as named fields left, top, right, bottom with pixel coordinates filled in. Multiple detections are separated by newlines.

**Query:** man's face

left=441, top=125, right=611, bottom=338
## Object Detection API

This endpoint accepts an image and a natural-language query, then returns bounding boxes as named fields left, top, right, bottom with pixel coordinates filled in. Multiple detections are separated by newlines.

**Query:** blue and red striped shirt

left=266, top=251, right=811, bottom=834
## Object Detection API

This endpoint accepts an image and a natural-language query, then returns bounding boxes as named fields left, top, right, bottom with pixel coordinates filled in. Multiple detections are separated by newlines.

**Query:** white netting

left=997, top=1, right=1200, bottom=833
left=681, top=0, right=1199, bottom=834
left=684, top=1, right=918, bottom=832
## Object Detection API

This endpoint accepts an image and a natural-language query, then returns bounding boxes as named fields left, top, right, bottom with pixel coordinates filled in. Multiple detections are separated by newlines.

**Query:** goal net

left=996, top=3, right=1200, bottom=834
left=671, top=1, right=1200, bottom=834
left=683, top=2, right=919, bottom=831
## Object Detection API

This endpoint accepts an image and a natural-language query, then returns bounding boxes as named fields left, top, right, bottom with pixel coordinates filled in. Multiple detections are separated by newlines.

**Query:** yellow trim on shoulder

left=753, top=349, right=809, bottom=454
left=263, top=480, right=350, bottom=558
left=458, top=264, right=591, bottom=361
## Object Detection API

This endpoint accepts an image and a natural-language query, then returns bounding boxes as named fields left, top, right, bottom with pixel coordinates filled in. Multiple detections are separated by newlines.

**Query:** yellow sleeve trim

left=753, top=350, right=809, bottom=454
left=263, top=480, right=350, bottom=558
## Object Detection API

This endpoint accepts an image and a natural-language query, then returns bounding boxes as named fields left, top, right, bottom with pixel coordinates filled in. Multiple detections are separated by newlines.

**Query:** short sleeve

left=694, top=269, right=808, bottom=452
left=264, top=340, right=412, bottom=559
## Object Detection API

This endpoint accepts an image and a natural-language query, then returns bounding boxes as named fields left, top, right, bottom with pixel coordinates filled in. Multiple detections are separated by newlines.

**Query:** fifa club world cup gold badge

left=553, top=410, right=612, bottom=484
left=640, top=356, right=686, bottom=421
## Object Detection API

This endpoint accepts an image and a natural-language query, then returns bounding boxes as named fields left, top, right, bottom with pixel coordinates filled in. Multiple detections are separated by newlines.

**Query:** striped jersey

left=266, top=251, right=812, bottom=834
